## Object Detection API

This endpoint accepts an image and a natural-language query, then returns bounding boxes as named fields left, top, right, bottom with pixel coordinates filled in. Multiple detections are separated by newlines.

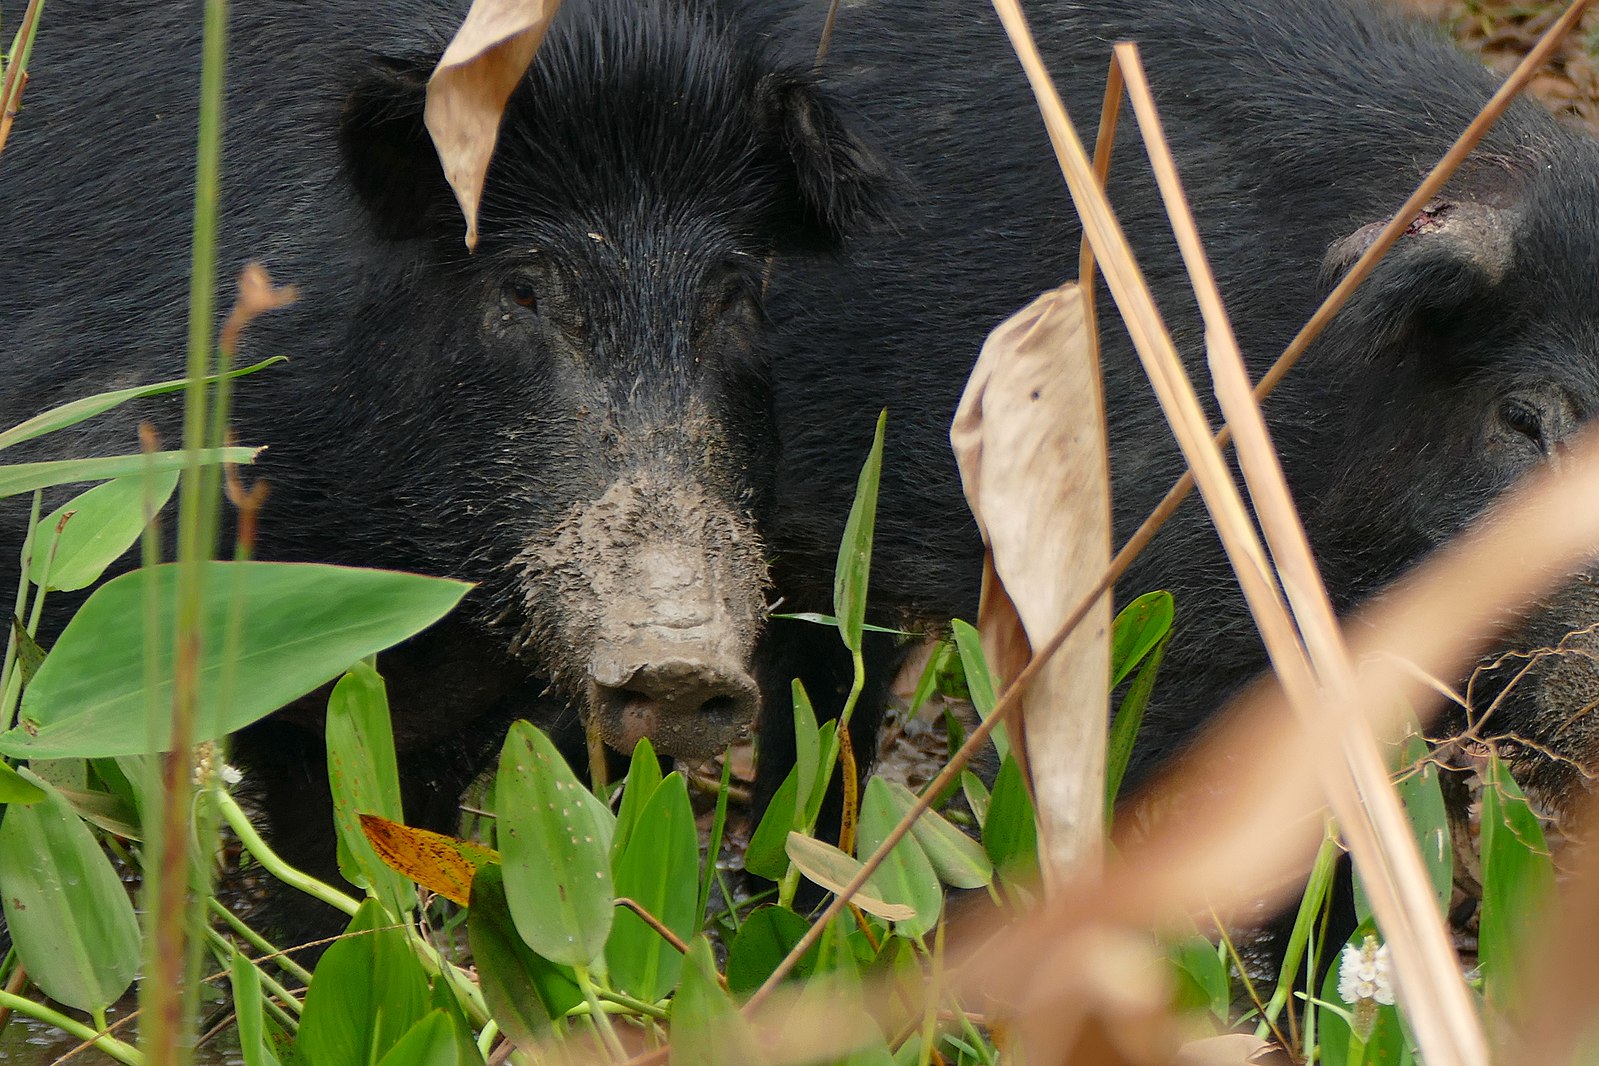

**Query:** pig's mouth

left=514, top=472, right=768, bottom=765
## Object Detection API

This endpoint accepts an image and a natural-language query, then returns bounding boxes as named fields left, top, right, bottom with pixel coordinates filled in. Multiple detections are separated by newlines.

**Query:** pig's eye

left=504, top=277, right=538, bottom=311
left=1499, top=399, right=1546, bottom=452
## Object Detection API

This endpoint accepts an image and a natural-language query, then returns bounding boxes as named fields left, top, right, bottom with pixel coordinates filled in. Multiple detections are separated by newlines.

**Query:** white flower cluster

left=1338, top=935, right=1395, bottom=1007
left=192, top=741, right=245, bottom=789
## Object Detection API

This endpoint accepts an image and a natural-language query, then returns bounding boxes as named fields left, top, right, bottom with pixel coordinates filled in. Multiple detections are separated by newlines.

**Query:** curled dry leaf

left=425, top=0, right=562, bottom=250
left=951, top=281, right=1112, bottom=883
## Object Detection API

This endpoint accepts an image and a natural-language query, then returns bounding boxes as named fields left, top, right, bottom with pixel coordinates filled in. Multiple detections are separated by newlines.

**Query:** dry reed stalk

left=985, top=5, right=1489, bottom=1062
left=1112, top=38, right=1484, bottom=1059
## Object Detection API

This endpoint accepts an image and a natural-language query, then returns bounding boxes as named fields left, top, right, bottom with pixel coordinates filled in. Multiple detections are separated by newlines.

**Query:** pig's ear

left=756, top=71, right=892, bottom=250
left=339, top=57, right=455, bottom=241
left=1321, top=199, right=1514, bottom=350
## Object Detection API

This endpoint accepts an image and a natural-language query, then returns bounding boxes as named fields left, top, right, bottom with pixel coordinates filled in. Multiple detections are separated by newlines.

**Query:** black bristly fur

left=0, top=0, right=887, bottom=945
left=747, top=0, right=1599, bottom=829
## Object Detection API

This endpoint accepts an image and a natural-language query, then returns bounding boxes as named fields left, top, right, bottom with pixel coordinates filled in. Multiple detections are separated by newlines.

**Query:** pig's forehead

left=480, top=203, right=774, bottom=265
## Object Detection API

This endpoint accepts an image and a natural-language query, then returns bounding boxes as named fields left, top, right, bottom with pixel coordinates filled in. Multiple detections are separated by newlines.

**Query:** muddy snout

left=586, top=542, right=760, bottom=761
left=521, top=477, right=768, bottom=765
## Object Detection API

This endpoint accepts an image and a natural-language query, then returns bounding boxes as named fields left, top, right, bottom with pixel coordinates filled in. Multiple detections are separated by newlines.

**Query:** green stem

left=203, top=926, right=302, bottom=1024
left=572, top=964, right=626, bottom=1061
left=0, top=491, right=41, bottom=733
left=207, top=897, right=314, bottom=988
left=215, top=789, right=358, bottom=917
left=1260, top=824, right=1340, bottom=1035
left=0, top=990, right=143, bottom=1065
left=593, top=986, right=669, bottom=1021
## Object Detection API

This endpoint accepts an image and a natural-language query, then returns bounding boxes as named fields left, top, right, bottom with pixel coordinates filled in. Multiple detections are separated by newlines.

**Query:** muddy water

left=1, top=997, right=245, bottom=1064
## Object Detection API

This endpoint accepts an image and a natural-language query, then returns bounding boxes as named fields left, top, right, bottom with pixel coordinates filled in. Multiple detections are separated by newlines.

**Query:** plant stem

left=207, top=897, right=314, bottom=988
left=0, top=491, right=41, bottom=732
left=215, top=789, right=359, bottom=916
left=0, top=990, right=144, bottom=1065
left=573, top=964, right=627, bottom=1061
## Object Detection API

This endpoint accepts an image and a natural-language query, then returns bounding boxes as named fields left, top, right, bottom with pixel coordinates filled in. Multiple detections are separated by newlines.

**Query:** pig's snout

left=519, top=475, right=769, bottom=763
left=590, top=640, right=758, bottom=761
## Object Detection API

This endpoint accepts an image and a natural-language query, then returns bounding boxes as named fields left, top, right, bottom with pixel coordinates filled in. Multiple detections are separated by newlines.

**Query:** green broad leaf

left=326, top=662, right=416, bottom=919
left=671, top=937, right=765, bottom=1066
left=608, top=772, right=699, bottom=1003
left=230, top=950, right=284, bottom=1066
left=496, top=721, right=614, bottom=969
left=792, top=921, right=894, bottom=1065
left=856, top=777, right=941, bottom=937
left=791, top=680, right=821, bottom=828
left=951, top=619, right=1006, bottom=761
left=466, top=863, right=575, bottom=1048
left=803, top=720, right=839, bottom=830
left=1168, top=936, right=1229, bottom=1020
left=833, top=409, right=887, bottom=655
left=0, top=771, right=140, bottom=1013
left=28, top=472, right=180, bottom=592
left=0, top=446, right=257, bottom=501
left=27, top=758, right=86, bottom=790
left=984, top=755, right=1038, bottom=882
left=885, top=780, right=992, bottom=890
left=1110, top=590, right=1175, bottom=687
left=0, top=759, right=46, bottom=803
left=1397, top=732, right=1452, bottom=918
left=298, top=899, right=431, bottom=1065
left=1479, top=754, right=1555, bottom=1007
left=427, top=969, right=488, bottom=1063
left=961, top=770, right=991, bottom=826
left=783, top=832, right=915, bottom=922
left=612, top=736, right=663, bottom=862
left=55, top=783, right=141, bottom=840
left=0, top=561, right=470, bottom=758
left=10, top=616, right=46, bottom=685
left=0, top=357, right=283, bottom=452
left=725, top=906, right=819, bottom=997
left=1354, top=729, right=1451, bottom=924
left=1105, top=630, right=1170, bottom=808
left=745, top=767, right=799, bottom=881
left=376, top=1010, right=484, bottom=1066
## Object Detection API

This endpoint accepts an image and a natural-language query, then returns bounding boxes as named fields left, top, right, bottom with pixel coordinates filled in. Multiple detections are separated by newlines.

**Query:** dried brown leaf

left=951, top=282, right=1111, bottom=881
left=359, top=812, right=498, bottom=906
left=424, top=0, right=561, bottom=249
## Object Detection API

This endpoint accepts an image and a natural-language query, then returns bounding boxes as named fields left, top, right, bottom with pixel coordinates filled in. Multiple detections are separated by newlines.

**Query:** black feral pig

left=750, top=0, right=1599, bottom=819
left=0, top=0, right=886, bottom=934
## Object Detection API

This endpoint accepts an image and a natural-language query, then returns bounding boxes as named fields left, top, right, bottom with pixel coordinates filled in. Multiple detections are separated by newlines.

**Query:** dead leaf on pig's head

left=425, top=0, right=562, bottom=250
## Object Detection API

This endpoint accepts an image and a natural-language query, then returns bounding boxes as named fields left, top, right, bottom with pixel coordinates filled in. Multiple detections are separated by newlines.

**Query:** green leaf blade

left=0, top=773, right=140, bottom=1013
left=608, top=772, right=698, bottom=1002
left=496, top=721, right=614, bottom=969
left=29, top=472, right=181, bottom=592
left=833, top=410, right=887, bottom=654
left=0, top=561, right=470, bottom=758
left=326, top=661, right=417, bottom=919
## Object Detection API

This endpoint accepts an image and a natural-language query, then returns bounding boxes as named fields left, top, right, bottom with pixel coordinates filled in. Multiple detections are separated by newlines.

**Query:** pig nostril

left=700, top=695, right=739, bottom=720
